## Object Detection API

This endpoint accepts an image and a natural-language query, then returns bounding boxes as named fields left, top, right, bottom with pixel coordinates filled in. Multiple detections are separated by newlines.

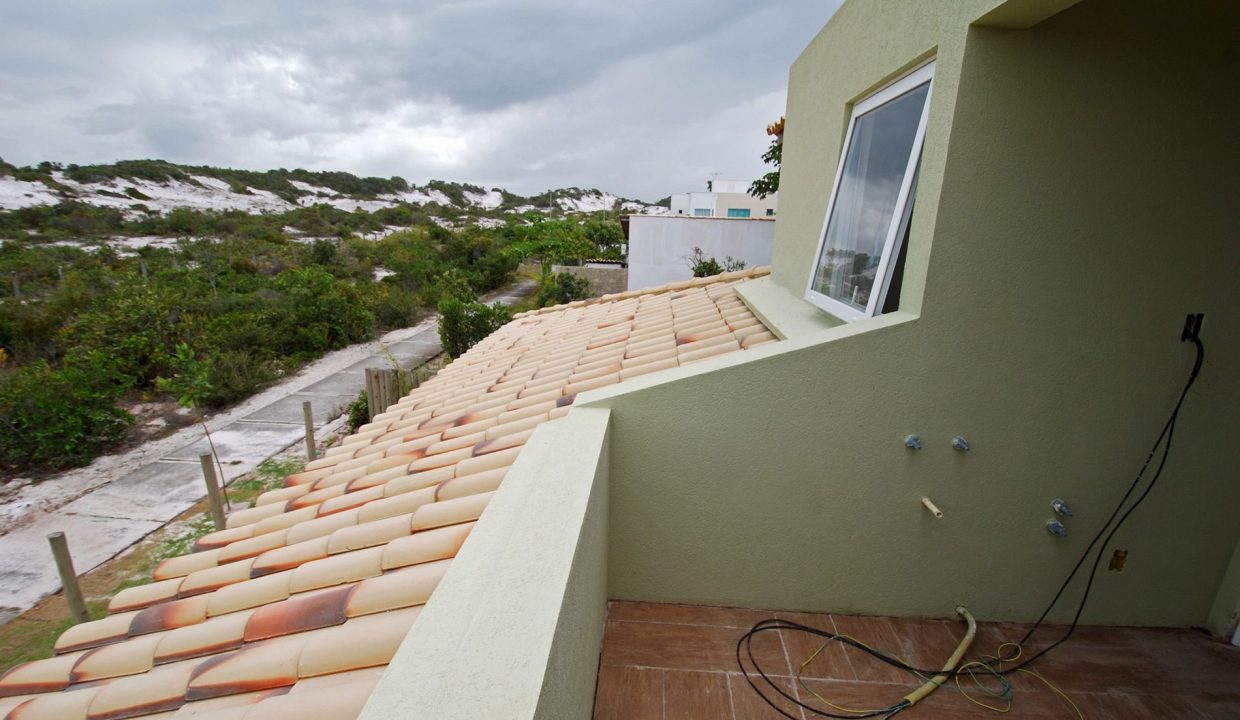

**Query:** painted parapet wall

left=626, top=215, right=774, bottom=291
left=360, top=408, right=611, bottom=719
left=581, top=0, right=1240, bottom=628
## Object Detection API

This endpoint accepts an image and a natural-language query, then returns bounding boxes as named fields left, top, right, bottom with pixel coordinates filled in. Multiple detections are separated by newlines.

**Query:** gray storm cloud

left=0, top=0, right=841, bottom=200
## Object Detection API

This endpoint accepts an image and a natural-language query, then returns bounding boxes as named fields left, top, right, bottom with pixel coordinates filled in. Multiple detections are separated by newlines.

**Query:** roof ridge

left=513, top=265, right=771, bottom=318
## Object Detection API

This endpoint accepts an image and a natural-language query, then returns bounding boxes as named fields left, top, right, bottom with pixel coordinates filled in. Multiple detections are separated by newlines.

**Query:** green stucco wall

left=583, top=0, right=1240, bottom=628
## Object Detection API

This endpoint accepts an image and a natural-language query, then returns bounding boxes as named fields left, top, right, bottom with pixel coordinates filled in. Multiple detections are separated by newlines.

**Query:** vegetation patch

left=0, top=160, right=631, bottom=477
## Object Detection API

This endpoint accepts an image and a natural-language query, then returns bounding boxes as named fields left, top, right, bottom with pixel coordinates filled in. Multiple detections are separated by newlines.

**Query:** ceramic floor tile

left=826, top=615, right=914, bottom=686
left=662, top=670, right=732, bottom=720
left=773, top=612, right=855, bottom=682
left=1128, top=627, right=1240, bottom=697
left=1026, top=628, right=1180, bottom=696
left=795, top=678, right=922, bottom=717
left=727, top=672, right=805, bottom=720
left=603, top=619, right=788, bottom=675
left=593, top=665, right=662, bottom=720
left=889, top=618, right=966, bottom=671
left=595, top=604, right=1238, bottom=720
left=1067, top=690, right=1208, bottom=720
left=1190, top=694, right=1240, bottom=719
left=608, top=601, right=773, bottom=629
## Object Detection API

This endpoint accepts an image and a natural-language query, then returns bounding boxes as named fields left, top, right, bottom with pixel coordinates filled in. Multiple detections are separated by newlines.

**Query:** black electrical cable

left=1005, top=330, right=1204, bottom=671
left=738, top=333, right=1205, bottom=716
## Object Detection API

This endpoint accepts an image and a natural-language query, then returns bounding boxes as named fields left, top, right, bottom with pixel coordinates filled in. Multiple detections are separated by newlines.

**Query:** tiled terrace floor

left=594, top=601, right=1240, bottom=720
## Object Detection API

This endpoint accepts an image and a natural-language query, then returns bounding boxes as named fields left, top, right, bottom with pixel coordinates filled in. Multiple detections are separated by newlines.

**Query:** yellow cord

left=984, top=642, right=1085, bottom=720
left=796, top=637, right=898, bottom=715
left=794, top=632, right=1085, bottom=719
left=953, top=658, right=1012, bottom=713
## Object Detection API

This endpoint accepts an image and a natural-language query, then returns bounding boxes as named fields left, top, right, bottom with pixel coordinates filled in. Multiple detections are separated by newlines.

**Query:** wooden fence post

left=303, top=401, right=316, bottom=460
left=47, top=532, right=89, bottom=624
left=199, top=454, right=227, bottom=531
left=365, top=368, right=400, bottom=420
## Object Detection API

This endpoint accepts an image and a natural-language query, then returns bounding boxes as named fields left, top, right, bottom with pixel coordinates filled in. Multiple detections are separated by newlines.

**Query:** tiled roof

left=0, top=267, right=775, bottom=720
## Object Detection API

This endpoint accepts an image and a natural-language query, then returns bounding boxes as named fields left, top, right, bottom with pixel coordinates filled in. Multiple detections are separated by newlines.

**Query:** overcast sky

left=0, top=1, right=842, bottom=201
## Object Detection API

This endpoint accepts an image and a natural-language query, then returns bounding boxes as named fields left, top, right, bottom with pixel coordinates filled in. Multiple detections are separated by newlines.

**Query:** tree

left=509, top=215, right=592, bottom=278
left=536, top=272, right=593, bottom=308
left=582, top=219, right=625, bottom=260
left=749, top=137, right=782, bottom=199
left=437, top=298, right=512, bottom=358
left=156, top=343, right=231, bottom=502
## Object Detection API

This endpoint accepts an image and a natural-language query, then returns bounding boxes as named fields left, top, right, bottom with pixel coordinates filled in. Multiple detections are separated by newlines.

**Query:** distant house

left=670, top=178, right=777, bottom=218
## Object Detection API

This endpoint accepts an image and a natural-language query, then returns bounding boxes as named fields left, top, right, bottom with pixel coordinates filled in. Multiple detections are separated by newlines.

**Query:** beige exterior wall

left=713, top=191, right=777, bottom=218
left=670, top=189, right=778, bottom=218
left=580, top=0, right=1240, bottom=629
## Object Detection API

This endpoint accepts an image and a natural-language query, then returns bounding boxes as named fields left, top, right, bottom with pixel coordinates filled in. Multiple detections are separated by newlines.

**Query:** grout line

left=606, top=617, right=761, bottom=630
left=770, top=612, right=810, bottom=719
left=775, top=616, right=794, bottom=676
left=725, top=670, right=737, bottom=720
left=1184, top=697, right=1212, bottom=720
left=660, top=667, right=666, bottom=720
left=614, top=662, right=913, bottom=688
left=829, top=614, right=860, bottom=682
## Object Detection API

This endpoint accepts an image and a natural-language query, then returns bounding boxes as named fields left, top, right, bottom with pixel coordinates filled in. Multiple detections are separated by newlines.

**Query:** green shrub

left=60, top=282, right=187, bottom=388
left=687, top=246, right=746, bottom=278
left=346, top=390, right=369, bottom=433
left=536, top=272, right=593, bottom=308
left=437, top=298, right=512, bottom=359
left=432, top=267, right=477, bottom=305
left=0, top=355, right=132, bottom=472
left=364, top=283, right=423, bottom=330
left=203, top=350, right=281, bottom=406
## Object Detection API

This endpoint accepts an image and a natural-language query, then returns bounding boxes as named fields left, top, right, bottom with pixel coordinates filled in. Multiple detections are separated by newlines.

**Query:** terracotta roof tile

left=0, top=267, right=773, bottom=719
left=0, top=652, right=85, bottom=697
left=153, top=610, right=255, bottom=665
left=5, top=685, right=101, bottom=720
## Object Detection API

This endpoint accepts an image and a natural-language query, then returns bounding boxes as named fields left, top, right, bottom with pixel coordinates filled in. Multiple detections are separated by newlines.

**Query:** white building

left=624, top=214, right=774, bottom=291
left=669, top=179, right=777, bottom=219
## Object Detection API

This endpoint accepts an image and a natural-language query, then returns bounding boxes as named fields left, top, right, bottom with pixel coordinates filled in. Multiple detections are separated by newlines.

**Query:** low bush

left=0, top=355, right=133, bottom=472
left=437, top=298, right=512, bottom=358
left=687, top=246, right=746, bottom=278
left=536, top=272, right=592, bottom=308
left=345, top=390, right=369, bottom=433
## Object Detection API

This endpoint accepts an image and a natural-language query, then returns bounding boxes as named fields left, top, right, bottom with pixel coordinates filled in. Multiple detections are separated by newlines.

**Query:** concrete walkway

left=0, top=280, right=536, bottom=622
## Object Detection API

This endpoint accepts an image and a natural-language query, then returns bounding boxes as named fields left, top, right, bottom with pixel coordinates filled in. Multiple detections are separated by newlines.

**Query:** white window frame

left=804, top=60, right=935, bottom=322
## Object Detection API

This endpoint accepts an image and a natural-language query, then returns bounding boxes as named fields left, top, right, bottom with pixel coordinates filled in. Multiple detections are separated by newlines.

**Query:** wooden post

left=302, top=400, right=316, bottom=460
left=199, top=453, right=227, bottom=530
left=10, top=272, right=21, bottom=300
left=47, top=532, right=89, bottom=624
left=365, top=368, right=377, bottom=421
left=140, top=260, right=148, bottom=280
left=57, top=265, right=65, bottom=287
left=364, top=368, right=400, bottom=420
